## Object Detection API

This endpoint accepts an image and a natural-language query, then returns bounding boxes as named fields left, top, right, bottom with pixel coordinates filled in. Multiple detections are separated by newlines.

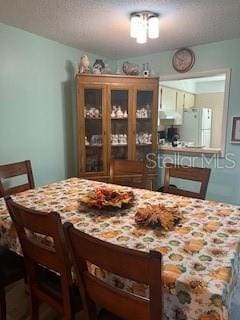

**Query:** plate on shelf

left=80, top=187, right=134, bottom=210
left=185, top=145, right=204, bottom=148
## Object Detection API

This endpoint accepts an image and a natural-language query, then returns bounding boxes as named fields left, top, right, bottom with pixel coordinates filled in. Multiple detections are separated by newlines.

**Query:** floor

left=5, top=280, right=84, bottom=320
left=6, top=278, right=240, bottom=320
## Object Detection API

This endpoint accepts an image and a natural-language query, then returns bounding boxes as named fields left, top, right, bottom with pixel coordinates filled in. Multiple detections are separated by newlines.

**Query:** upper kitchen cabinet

left=176, top=90, right=185, bottom=113
left=159, top=85, right=196, bottom=126
left=184, top=92, right=195, bottom=109
left=159, top=86, right=184, bottom=125
left=160, top=86, right=196, bottom=112
left=159, top=86, right=177, bottom=111
left=76, top=74, right=159, bottom=189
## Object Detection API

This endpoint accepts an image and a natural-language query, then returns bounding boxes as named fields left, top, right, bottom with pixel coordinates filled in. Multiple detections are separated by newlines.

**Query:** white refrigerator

left=180, top=108, right=212, bottom=147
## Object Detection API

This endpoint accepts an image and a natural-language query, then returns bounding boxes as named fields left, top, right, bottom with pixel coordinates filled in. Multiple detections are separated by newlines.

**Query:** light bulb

left=136, top=17, right=147, bottom=44
left=130, top=15, right=141, bottom=38
left=136, top=30, right=147, bottom=44
left=148, top=16, right=159, bottom=39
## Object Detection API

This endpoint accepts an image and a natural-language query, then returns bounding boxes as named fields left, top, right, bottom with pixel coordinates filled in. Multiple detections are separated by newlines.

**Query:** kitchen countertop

left=158, top=144, right=221, bottom=155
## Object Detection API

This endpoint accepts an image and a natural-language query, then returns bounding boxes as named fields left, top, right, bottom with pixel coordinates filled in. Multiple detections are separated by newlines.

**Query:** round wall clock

left=172, top=48, right=195, bottom=73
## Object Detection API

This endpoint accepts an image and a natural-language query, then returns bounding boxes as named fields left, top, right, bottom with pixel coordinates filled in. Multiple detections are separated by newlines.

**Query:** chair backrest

left=63, top=222, right=162, bottom=320
left=5, top=197, right=73, bottom=316
left=163, top=163, right=211, bottom=200
left=110, top=159, right=146, bottom=189
left=0, top=160, right=34, bottom=197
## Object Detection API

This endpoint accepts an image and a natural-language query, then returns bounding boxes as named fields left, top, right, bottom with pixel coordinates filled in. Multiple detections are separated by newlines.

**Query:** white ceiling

left=0, top=0, right=240, bottom=59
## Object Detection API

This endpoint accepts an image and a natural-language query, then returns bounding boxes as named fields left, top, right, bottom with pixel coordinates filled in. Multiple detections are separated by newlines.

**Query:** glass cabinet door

left=110, top=89, right=130, bottom=160
left=84, top=88, right=105, bottom=174
left=135, top=90, right=154, bottom=163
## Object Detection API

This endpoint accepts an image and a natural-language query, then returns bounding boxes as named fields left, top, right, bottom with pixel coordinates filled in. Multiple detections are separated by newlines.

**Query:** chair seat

left=0, top=247, right=25, bottom=287
left=38, top=267, right=81, bottom=313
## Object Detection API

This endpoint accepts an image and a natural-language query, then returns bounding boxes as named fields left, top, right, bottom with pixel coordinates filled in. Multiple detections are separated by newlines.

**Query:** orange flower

left=175, top=226, right=191, bottom=235
left=194, top=212, right=207, bottom=219
left=203, top=221, right=220, bottom=232
left=178, top=200, right=191, bottom=207
left=154, top=246, right=171, bottom=255
left=163, top=264, right=182, bottom=286
left=101, top=230, right=120, bottom=239
left=185, top=277, right=207, bottom=294
left=211, top=267, right=231, bottom=282
left=184, top=239, right=205, bottom=254
left=218, top=208, right=232, bottom=216
left=198, top=311, right=220, bottom=320
left=131, top=228, right=149, bottom=237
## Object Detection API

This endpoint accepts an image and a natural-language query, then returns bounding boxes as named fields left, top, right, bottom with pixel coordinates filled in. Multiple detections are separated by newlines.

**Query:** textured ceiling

left=0, top=0, right=240, bottom=59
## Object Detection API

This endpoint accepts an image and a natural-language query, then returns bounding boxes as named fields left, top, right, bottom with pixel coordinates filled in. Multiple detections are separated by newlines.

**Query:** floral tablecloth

left=0, top=178, right=240, bottom=320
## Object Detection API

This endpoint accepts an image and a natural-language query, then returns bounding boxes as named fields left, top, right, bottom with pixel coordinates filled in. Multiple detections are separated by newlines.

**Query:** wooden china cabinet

left=76, top=74, right=159, bottom=189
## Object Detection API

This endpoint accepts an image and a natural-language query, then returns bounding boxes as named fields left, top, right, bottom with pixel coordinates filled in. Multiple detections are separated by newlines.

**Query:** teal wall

left=118, top=39, right=240, bottom=205
left=0, top=23, right=105, bottom=186
left=1, top=21, right=240, bottom=205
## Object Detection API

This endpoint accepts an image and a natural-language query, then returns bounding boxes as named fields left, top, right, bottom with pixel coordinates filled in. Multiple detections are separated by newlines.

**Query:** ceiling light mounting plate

left=130, top=11, right=159, bottom=19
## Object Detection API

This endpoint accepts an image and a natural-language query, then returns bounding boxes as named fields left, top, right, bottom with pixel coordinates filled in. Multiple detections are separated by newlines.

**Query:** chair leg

left=0, top=287, right=6, bottom=320
left=63, top=310, right=71, bottom=320
left=30, top=294, right=39, bottom=320
left=88, top=302, right=98, bottom=320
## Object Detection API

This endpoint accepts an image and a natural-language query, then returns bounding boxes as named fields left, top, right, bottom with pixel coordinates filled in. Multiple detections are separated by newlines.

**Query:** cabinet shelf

left=111, top=144, right=128, bottom=147
left=111, top=118, right=128, bottom=120
left=136, top=144, right=152, bottom=146
left=85, top=117, right=102, bottom=120
left=85, top=145, right=103, bottom=147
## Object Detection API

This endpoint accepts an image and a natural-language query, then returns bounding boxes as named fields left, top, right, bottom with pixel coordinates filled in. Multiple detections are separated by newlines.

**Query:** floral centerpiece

left=80, top=187, right=134, bottom=209
left=135, top=204, right=182, bottom=230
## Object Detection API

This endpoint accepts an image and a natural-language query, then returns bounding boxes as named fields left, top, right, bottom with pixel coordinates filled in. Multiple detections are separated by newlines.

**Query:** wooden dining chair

left=163, top=163, right=211, bottom=200
left=5, top=197, right=81, bottom=320
left=0, top=160, right=35, bottom=197
left=0, top=160, right=34, bottom=319
left=63, top=222, right=163, bottom=320
left=110, top=159, right=146, bottom=189
left=0, top=247, right=25, bottom=320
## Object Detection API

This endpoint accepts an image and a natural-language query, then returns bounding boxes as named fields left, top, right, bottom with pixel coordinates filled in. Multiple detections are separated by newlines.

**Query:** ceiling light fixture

left=130, top=11, right=159, bottom=44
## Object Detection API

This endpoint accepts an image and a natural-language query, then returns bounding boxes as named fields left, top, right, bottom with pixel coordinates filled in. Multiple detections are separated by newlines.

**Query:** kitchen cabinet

left=159, top=86, right=196, bottom=125
left=176, top=90, right=184, bottom=113
left=184, top=92, right=195, bottom=109
left=76, top=74, right=159, bottom=189
left=175, top=90, right=185, bottom=125
left=160, top=86, right=177, bottom=111
left=160, top=86, right=185, bottom=125
left=160, top=86, right=195, bottom=112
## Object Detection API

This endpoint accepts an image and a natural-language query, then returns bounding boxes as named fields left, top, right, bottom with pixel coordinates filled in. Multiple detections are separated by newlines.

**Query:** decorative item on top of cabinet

left=93, top=59, right=105, bottom=74
left=172, top=48, right=195, bottom=73
left=122, top=61, right=140, bottom=75
left=142, top=63, right=151, bottom=77
left=79, top=54, right=90, bottom=73
left=76, top=74, right=159, bottom=189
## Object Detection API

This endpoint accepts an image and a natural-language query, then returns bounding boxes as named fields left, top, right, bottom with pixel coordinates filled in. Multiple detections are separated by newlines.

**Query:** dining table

left=0, top=177, right=240, bottom=320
